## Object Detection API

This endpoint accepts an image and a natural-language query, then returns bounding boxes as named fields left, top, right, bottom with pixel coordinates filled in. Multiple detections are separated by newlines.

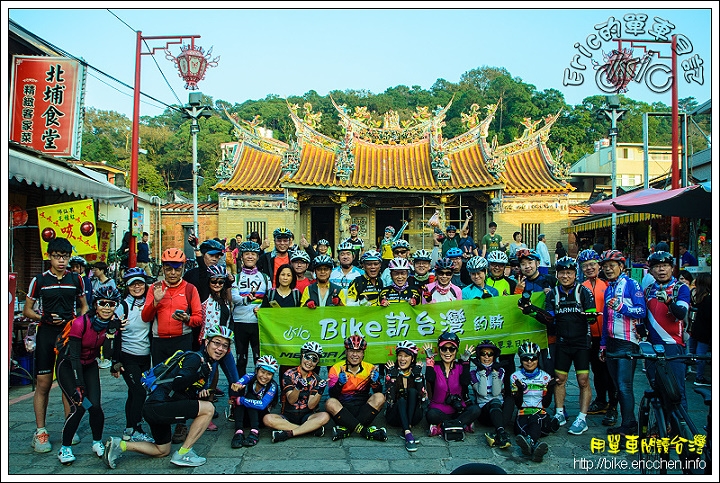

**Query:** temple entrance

left=311, top=206, right=336, bottom=250
left=375, top=209, right=409, bottom=250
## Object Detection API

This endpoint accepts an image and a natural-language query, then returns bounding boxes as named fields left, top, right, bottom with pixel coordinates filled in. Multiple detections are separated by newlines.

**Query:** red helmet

left=600, top=249, right=625, bottom=265
left=344, top=334, right=367, bottom=351
left=161, top=248, right=186, bottom=263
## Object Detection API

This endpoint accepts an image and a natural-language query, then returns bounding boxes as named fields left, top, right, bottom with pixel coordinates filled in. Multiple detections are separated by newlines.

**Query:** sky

left=4, top=3, right=717, bottom=120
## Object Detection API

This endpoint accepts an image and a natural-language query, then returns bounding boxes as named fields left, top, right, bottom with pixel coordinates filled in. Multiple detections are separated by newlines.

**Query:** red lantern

left=10, top=204, right=28, bottom=227
left=166, top=43, right=219, bottom=90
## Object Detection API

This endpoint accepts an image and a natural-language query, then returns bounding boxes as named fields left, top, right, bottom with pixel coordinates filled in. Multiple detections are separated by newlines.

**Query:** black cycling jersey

left=545, top=283, right=595, bottom=348
left=347, top=274, right=383, bottom=306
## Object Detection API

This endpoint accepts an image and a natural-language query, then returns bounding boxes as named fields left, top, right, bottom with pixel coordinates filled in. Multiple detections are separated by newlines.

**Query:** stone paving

left=6, top=358, right=712, bottom=476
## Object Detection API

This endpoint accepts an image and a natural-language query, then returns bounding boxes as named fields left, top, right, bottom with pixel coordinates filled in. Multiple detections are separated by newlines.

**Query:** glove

left=491, top=362, right=503, bottom=372
left=380, top=298, right=389, bottom=307
left=72, top=386, right=85, bottom=405
left=332, top=297, right=340, bottom=306
left=387, top=366, right=400, bottom=379
left=460, top=348, right=473, bottom=362
left=607, top=297, right=623, bottom=311
left=371, top=369, right=380, bottom=383
left=655, top=290, right=670, bottom=304
left=337, top=371, right=348, bottom=385
left=635, top=323, right=648, bottom=339
left=315, top=379, right=327, bottom=394
left=306, top=300, right=316, bottom=309
left=514, top=378, right=527, bottom=394
left=424, top=347, right=435, bottom=359
left=522, top=305, right=533, bottom=315
left=296, top=377, right=309, bottom=390
left=188, top=234, right=199, bottom=248
left=411, top=365, right=423, bottom=378
left=409, top=298, right=417, bottom=306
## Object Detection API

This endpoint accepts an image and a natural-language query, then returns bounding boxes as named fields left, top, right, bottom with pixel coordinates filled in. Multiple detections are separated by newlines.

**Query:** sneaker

left=694, top=378, right=711, bottom=387
left=516, top=434, right=532, bottom=456
left=568, top=418, right=588, bottom=435
left=71, top=433, right=81, bottom=445
left=231, top=430, right=244, bottom=449
left=602, top=408, right=618, bottom=426
left=484, top=432, right=497, bottom=447
left=128, top=431, right=154, bottom=443
left=554, top=412, right=567, bottom=426
left=588, top=399, right=608, bottom=415
left=243, top=432, right=259, bottom=447
left=97, top=358, right=112, bottom=369
left=103, top=437, right=122, bottom=469
left=32, top=429, right=52, bottom=453
left=428, top=424, right=443, bottom=437
left=363, top=426, right=388, bottom=442
left=57, top=446, right=76, bottom=464
left=170, top=448, right=206, bottom=467
left=92, top=440, right=105, bottom=457
left=405, top=437, right=418, bottom=452
left=548, top=415, right=561, bottom=433
left=495, top=429, right=511, bottom=448
left=122, top=428, right=134, bottom=441
left=313, top=426, right=325, bottom=437
left=463, top=422, right=475, bottom=433
left=206, top=421, right=218, bottom=431
left=687, top=366, right=696, bottom=374
left=532, top=440, right=549, bottom=462
left=332, top=425, right=352, bottom=441
left=171, top=424, right=188, bottom=444
left=272, top=430, right=290, bottom=443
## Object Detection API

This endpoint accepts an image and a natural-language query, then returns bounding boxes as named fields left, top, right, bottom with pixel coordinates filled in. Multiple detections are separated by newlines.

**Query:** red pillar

left=670, top=35, right=680, bottom=265
left=128, top=30, right=142, bottom=268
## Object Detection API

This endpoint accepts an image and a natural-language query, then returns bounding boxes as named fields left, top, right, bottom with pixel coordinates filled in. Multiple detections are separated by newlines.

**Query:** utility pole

left=601, top=95, right=626, bottom=250
left=181, top=92, right=212, bottom=236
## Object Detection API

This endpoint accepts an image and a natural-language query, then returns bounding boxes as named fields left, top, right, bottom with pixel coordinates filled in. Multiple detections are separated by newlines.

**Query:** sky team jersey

left=231, top=269, right=271, bottom=324
left=327, top=360, right=380, bottom=405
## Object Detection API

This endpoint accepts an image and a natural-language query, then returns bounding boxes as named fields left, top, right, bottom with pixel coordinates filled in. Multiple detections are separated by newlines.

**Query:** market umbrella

left=589, top=182, right=712, bottom=219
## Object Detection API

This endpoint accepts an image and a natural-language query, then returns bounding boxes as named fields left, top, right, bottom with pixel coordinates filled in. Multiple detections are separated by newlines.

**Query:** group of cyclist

left=22, top=220, right=699, bottom=468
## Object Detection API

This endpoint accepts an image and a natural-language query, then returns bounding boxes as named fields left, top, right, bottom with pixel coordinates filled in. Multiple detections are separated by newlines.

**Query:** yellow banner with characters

left=84, top=220, right=114, bottom=264
left=37, top=200, right=98, bottom=257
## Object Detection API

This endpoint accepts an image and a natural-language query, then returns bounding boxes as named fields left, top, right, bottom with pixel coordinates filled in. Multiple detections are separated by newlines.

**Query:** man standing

left=330, top=241, right=364, bottom=300
left=440, top=224, right=460, bottom=258
left=25, top=237, right=88, bottom=453
left=258, top=227, right=314, bottom=287
left=326, top=335, right=387, bottom=442
left=481, top=222, right=507, bottom=258
left=678, top=243, right=698, bottom=267
left=598, top=250, right=647, bottom=439
left=347, top=250, right=384, bottom=306
left=341, top=224, right=365, bottom=267
left=136, top=232, right=151, bottom=276
left=535, top=234, right=551, bottom=276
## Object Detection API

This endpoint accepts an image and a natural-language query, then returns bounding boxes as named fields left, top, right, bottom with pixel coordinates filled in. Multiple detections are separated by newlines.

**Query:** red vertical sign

left=9, top=56, right=83, bottom=157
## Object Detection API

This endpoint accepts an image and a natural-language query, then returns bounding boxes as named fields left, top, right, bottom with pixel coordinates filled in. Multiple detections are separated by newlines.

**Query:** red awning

left=590, top=183, right=712, bottom=219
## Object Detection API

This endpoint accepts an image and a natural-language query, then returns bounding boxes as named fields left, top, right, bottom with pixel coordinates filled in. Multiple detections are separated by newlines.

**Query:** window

left=522, top=223, right=541, bottom=249
left=247, top=221, right=266, bottom=241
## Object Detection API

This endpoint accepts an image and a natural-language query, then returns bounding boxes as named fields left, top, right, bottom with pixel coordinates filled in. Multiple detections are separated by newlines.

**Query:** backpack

left=140, top=349, right=187, bottom=394
left=54, top=315, right=88, bottom=357
left=441, top=419, right=465, bottom=442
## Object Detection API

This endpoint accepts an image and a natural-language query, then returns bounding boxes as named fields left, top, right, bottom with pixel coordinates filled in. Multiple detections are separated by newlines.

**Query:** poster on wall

left=84, top=220, right=114, bottom=264
left=37, top=199, right=97, bottom=257
left=132, top=211, right=144, bottom=237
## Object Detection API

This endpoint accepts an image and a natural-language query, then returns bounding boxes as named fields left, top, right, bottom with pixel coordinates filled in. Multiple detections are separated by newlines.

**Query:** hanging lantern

left=166, top=43, right=219, bottom=90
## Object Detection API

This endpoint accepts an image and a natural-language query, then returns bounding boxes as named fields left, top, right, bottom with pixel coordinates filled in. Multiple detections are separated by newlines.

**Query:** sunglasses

left=436, top=271, right=453, bottom=276
left=97, top=300, right=118, bottom=308
left=439, top=345, right=457, bottom=353
left=303, top=353, right=319, bottom=363
left=478, top=352, right=495, bottom=357
left=209, top=279, right=225, bottom=285
left=521, top=356, right=538, bottom=362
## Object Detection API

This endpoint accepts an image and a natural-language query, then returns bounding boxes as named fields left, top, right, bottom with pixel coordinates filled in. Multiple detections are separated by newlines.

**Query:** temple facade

left=213, top=98, right=574, bottom=252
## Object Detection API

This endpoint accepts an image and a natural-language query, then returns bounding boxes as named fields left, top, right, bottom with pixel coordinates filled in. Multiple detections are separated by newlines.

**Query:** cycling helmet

left=395, top=340, right=418, bottom=358
left=466, top=256, right=488, bottom=273
left=207, top=264, right=228, bottom=279
left=68, top=256, right=87, bottom=268
left=123, top=267, right=150, bottom=285
left=577, top=249, right=601, bottom=264
left=446, top=247, right=463, bottom=259
left=199, top=239, right=224, bottom=255
left=412, top=249, right=432, bottom=262
left=391, top=239, right=410, bottom=251
left=239, top=241, right=261, bottom=254
left=555, top=256, right=577, bottom=272
left=93, top=285, right=122, bottom=303
left=344, top=334, right=367, bottom=350
left=289, top=243, right=299, bottom=252
left=486, top=250, right=509, bottom=265
left=301, top=341, right=323, bottom=357
left=290, top=250, right=311, bottom=263
left=517, top=341, right=541, bottom=359
left=313, top=254, right=335, bottom=268
left=337, top=241, right=354, bottom=253
left=446, top=225, right=457, bottom=232
left=273, top=227, right=294, bottom=239
left=384, top=226, right=396, bottom=235
left=204, top=324, right=234, bottom=342
left=435, top=257, right=455, bottom=271
left=438, top=331, right=460, bottom=348
left=516, top=248, right=540, bottom=262
left=360, top=250, right=382, bottom=264
left=647, top=251, right=675, bottom=268
left=317, top=239, right=330, bottom=247
left=349, top=224, right=359, bottom=231
left=600, top=249, right=626, bottom=265
left=475, top=339, right=500, bottom=359
left=256, top=355, right=279, bottom=374
left=388, top=257, right=412, bottom=271
left=161, top=248, right=187, bottom=263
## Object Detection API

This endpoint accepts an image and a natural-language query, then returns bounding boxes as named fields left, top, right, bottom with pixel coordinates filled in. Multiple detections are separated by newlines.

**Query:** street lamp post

left=601, top=95, right=626, bottom=250
left=181, top=92, right=212, bottom=236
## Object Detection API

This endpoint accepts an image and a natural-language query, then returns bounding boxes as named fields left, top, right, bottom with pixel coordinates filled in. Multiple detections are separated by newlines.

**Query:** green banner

left=258, top=292, right=548, bottom=365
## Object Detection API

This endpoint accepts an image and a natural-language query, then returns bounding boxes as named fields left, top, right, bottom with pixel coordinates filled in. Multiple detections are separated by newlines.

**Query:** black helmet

left=555, top=256, right=577, bottom=272
left=647, top=251, right=675, bottom=268
left=199, top=239, right=224, bottom=255
left=438, top=331, right=460, bottom=348
left=93, top=286, right=122, bottom=303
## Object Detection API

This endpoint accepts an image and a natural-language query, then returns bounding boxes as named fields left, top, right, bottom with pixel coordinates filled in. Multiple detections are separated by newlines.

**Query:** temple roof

left=213, top=101, right=572, bottom=196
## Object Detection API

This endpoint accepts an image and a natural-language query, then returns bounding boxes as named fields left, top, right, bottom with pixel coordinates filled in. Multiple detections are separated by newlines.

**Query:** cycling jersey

left=281, top=367, right=324, bottom=414
left=142, top=280, right=203, bottom=338
left=545, top=283, right=596, bottom=347
left=470, top=363, right=505, bottom=408
left=378, top=284, right=421, bottom=305
left=27, top=269, right=85, bottom=323
left=235, top=372, right=279, bottom=411
left=600, top=274, right=647, bottom=347
left=487, top=275, right=516, bottom=297
left=510, top=368, right=552, bottom=415
left=145, top=350, right=209, bottom=404
left=346, top=274, right=383, bottom=306
left=328, top=360, right=381, bottom=405
left=341, top=236, right=365, bottom=266
left=422, top=281, right=462, bottom=303
left=582, top=277, right=607, bottom=338
left=461, top=284, right=499, bottom=300
left=329, top=265, right=363, bottom=298
left=646, top=278, right=690, bottom=346
left=231, top=267, right=271, bottom=324
left=115, top=294, right=151, bottom=357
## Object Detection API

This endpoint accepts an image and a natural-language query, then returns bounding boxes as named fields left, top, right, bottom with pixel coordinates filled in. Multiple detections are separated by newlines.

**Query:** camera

left=445, top=393, right=465, bottom=413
